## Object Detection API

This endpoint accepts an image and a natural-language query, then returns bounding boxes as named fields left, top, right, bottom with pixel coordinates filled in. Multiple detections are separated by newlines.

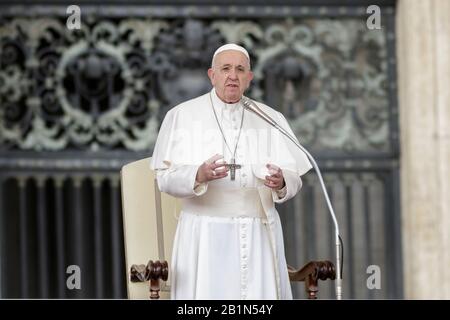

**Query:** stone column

left=397, top=0, right=450, bottom=299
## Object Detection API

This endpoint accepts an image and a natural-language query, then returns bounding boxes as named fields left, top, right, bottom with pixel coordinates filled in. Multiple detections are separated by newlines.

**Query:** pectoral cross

left=228, top=158, right=242, bottom=181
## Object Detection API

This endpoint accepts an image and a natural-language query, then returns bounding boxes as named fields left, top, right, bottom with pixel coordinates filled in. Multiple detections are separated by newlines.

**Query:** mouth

left=226, top=84, right=239, bottom=88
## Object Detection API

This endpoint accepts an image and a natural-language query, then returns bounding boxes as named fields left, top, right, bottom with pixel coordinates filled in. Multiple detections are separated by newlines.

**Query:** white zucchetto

left=212, top=43, right=250, bottom=66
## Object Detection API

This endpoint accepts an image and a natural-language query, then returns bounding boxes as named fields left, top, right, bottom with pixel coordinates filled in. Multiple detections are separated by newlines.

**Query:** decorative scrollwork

left=0, top=16, right=390, bottom=154
left=248, top=19, right=389, bottom=154
left=1, top=18, right=166, bottom=151
left=150, top=19, right=224, bottom=113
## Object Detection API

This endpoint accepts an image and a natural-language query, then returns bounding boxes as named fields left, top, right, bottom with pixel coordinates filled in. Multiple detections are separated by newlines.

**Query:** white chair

left=120, top=157, right=180, bottom=299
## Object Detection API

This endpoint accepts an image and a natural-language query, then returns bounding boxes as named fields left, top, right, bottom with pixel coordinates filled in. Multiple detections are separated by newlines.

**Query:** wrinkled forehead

left=212, top=50, right=251, bottom=68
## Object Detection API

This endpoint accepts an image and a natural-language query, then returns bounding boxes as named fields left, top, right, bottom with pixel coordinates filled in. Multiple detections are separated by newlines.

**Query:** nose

left=228, top=69, right=238, bottom=80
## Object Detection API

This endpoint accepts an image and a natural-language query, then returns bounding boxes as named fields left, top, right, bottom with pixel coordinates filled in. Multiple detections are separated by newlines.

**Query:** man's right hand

left=196, top=154, right=229, bottom=183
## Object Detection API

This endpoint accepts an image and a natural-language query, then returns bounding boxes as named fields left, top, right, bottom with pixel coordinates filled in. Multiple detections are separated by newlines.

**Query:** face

left=207, top=50, right=253, bottom=103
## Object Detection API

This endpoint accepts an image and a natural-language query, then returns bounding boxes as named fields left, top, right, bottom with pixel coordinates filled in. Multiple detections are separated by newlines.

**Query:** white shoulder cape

left=150, top=90, right=312, bottom=177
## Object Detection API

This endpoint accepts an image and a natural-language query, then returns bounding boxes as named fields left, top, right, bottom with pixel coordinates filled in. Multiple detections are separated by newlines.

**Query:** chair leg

left=150, top=278, right=161, bottom=299
left=130, top=260, right=169, bottom=300
left=306, top=276, right=319, bottom=299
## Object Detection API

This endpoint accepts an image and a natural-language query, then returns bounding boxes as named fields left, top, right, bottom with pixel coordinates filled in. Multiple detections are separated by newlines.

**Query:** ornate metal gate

left=0, top=0, right=401, bottom=299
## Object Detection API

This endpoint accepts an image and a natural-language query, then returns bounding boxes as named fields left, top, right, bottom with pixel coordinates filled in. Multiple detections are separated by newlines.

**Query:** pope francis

left=150, top=43, right=312, bottom=299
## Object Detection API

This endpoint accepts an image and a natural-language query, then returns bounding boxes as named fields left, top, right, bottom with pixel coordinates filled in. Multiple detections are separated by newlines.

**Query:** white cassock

left=150, top=88, right=312, bottom=300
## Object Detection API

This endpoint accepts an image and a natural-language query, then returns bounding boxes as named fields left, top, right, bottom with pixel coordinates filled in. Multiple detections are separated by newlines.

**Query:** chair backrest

left=120, top=157, right=180, bottom=299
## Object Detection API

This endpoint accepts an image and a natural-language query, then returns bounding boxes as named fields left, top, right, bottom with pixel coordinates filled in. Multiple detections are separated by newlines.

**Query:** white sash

left=181, top=187, right=265, bottom=219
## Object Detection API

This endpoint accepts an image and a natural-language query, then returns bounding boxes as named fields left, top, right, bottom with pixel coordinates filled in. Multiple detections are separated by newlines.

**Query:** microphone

left=241, top=96, right=343, bottom=300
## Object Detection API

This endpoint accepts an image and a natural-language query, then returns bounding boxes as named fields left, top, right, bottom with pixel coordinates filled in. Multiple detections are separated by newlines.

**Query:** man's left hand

left=264, top=164, right=285, bottom=190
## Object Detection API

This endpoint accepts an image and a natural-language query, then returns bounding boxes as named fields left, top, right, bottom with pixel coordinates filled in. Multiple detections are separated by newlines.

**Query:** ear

left=207, top=68, right=215, bottom=85
left=246, top=71, right=254, bottom=89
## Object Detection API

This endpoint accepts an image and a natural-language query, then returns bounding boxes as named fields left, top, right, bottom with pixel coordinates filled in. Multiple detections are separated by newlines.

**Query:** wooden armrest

left=130, top=260, right=168, bottom=299
left=129, top=259, right=335, bottom=299
left=288, top=260, right=336, bottom=299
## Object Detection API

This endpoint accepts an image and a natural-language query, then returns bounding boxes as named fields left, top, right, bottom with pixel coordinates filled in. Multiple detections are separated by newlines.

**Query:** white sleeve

left=272, top=169, right=303, bottom=204
left=155, top=164, right=208, bottom=199
left=272, top=184, right=287, bottom=201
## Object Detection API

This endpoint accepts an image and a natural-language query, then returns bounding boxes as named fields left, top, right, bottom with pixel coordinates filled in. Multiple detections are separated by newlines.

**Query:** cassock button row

left=240, top=224, right=248, bottom=300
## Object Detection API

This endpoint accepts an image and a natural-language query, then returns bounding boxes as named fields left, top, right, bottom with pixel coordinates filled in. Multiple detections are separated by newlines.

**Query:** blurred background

left=0, top=0, right=449, bottom=299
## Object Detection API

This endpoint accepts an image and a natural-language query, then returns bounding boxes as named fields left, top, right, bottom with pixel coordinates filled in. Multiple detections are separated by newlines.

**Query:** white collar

left=211, top=88, right=241, bottom=111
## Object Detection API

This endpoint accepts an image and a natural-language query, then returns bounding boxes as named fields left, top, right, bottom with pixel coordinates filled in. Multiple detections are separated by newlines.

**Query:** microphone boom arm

left=242, top=97, right=343, bottom=300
